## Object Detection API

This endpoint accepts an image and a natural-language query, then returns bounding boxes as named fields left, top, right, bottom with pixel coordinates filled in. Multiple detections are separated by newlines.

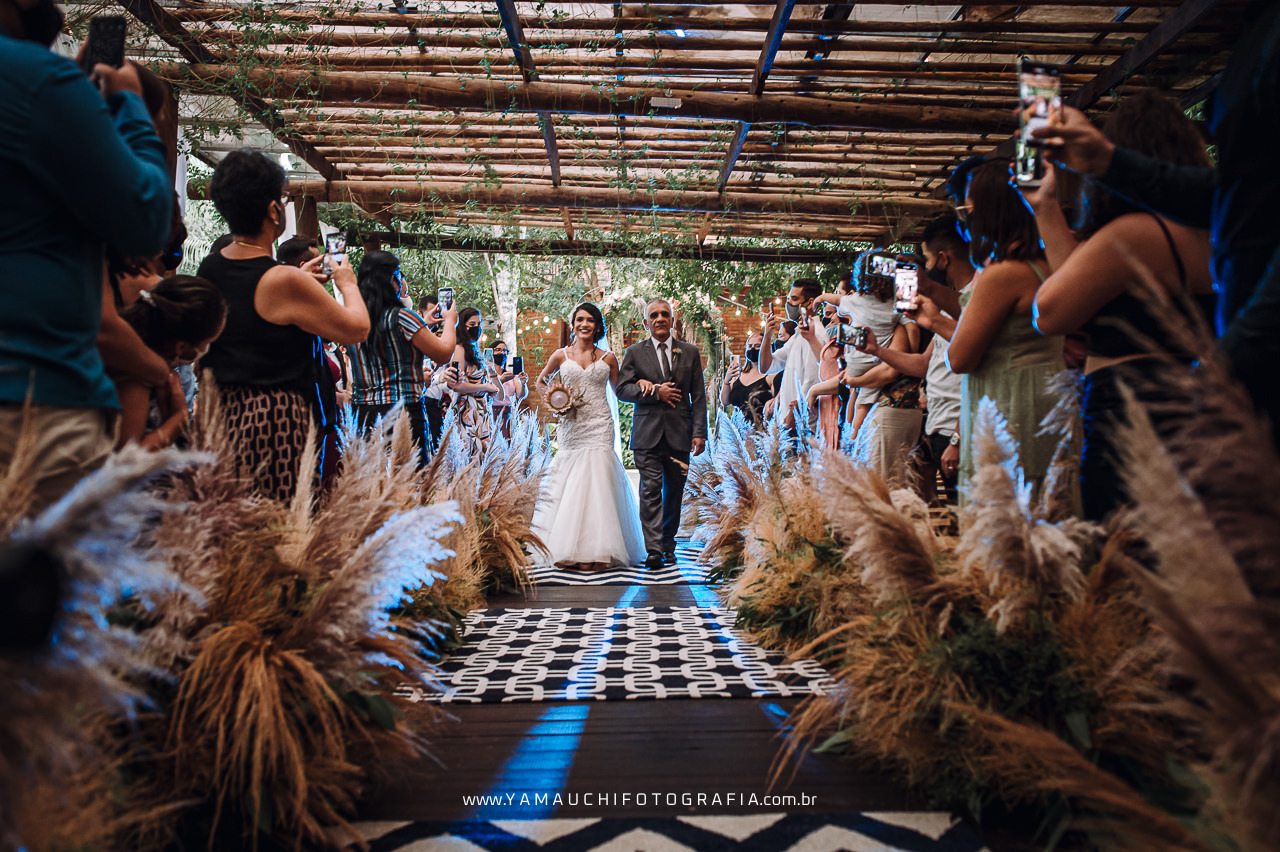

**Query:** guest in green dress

left=910, top=159, right=1066, bottom=501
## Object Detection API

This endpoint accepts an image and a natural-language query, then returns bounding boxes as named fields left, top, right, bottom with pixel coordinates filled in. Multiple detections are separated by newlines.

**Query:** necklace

left=232, top=240, right=270, bottom=253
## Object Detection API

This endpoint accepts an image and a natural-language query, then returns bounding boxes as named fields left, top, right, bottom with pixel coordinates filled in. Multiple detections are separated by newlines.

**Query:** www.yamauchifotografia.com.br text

left=462, top=792, right=818, bottom=808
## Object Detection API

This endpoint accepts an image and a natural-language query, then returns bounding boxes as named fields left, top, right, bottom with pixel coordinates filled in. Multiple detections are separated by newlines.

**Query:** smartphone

left=730, top=354, right=741, bottom=370
left=483, top=347, right=494, bottom=365
left=81, top=16, right=127, bottom=74
left=324, top=233, right=347, bottom=267
left=850, top=326, right=869, bottom=349
left=511, top=356, right=524, bottom=375
left=1016, top=60, right=1062, bottom=187
left=798, top=306, right=809, bottom=331
left=437, top=287, right=454, bottom=312
left=894, top=263, right=919, bottom=312
left=871, top=255, right=896, bottom=278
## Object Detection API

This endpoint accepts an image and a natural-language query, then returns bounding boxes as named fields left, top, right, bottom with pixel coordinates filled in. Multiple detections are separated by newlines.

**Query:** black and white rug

left=355, top=812, right=989, bottom=851
left=528, top=543, right=711, bottom=586
left=393, top=606, right=834, bottom=703
left=527, top=562, right=712, bottom=586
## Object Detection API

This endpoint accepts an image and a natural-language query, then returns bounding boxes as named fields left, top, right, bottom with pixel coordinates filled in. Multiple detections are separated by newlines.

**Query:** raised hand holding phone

left=894, top=262, right=919, bottom=312
left=324, top=233, right=347, bottom=270
left=1015, top=59, right=1063, bottom=188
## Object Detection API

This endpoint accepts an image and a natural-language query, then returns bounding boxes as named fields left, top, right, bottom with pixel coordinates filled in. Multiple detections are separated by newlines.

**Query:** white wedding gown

left=531, top=357, right=646, bottom=567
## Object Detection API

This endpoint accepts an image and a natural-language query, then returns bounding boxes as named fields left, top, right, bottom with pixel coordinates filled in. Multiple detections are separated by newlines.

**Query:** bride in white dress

left=532, top=303, right=646, bottom=569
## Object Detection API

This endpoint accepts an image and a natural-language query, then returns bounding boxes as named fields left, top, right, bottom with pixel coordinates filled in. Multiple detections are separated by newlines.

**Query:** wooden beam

left=170, top=8, right=1168, bottom=36
left=717, top=122, right=752, bottom=192
left=696, top=213, right=714, bottom=247
left=562, top=208, right=575, bottom=240
left=494, top=0, right=562, bottom=186
left=116, top=0, right=342, bottom=182
left=260, top=52, right=1101, bottom=79
left=752, top=0, right=797, bottom=96
left=228, top=179, right=949, bottom=221
left=365, top=233, right=867, bottom=263
left=154, top=66, right=1015, bottom=134
left=194, top=28, right=1147, bottom=56
left=930, top=0, right=1226, bottom=201
left=1066, top=0, right=1224, bottom=109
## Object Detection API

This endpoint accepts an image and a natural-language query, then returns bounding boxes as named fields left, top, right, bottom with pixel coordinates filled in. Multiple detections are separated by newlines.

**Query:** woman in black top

left=1028, top=92, right=1216, bottom=521
left=719, top=332, right=776, bottom=428
left=198, top=150, right=369, bottom=501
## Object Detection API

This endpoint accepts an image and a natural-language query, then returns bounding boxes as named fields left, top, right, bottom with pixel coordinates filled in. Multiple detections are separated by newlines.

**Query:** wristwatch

left=949, top=432, right=960, bottom=446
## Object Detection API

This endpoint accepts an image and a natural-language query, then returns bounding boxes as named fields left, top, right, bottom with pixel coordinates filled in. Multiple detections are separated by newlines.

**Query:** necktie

left=658, top=341, right=671, bottom=382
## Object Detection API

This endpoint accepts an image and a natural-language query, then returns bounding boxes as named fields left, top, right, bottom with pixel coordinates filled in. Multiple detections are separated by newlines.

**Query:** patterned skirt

left=219, top=385, right=312, bottom=502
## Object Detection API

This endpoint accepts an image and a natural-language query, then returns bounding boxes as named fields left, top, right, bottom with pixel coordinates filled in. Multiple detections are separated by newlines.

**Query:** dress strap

left=1026, top=260, right=1048, bottom=284
left=1147, top=213, right=1189, bottom=293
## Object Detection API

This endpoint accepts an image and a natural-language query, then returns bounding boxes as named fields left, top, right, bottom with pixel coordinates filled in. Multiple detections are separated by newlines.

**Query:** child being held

left=118, top=275, right=227, bottom=449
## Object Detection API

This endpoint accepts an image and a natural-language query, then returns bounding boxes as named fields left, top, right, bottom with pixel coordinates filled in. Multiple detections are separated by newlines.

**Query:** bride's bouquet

left=544, top=379, right=587, bottom=419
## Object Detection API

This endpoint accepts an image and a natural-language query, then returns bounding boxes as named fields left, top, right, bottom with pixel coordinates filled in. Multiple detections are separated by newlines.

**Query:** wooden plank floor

left=358, top=582, right=920, bottom=823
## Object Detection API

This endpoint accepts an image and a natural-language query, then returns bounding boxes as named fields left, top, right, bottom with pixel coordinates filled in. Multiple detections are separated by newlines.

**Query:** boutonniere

left=670, top=345, right=681, bottom=361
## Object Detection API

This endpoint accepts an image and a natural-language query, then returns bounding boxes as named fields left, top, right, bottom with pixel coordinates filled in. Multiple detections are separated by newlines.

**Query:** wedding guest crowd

left=4, top=0, right=1275, bottom=539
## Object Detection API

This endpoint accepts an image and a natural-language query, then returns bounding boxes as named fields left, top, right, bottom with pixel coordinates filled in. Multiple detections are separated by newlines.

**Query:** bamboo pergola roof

left=104, top=0, right=1245, bottom=255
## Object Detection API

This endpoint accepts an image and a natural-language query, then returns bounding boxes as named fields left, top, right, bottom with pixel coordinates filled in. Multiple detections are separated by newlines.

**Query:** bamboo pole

left=169, top=8, right=1165, bottom=37
left=194, top=28, right=1143, bottom=56
left=261, top=179, right=950, bottom=219
left=155, top=65, right=1016, bottom=134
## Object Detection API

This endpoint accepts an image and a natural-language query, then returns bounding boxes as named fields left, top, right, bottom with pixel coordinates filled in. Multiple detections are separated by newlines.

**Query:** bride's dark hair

left=571, top=302, right=606, bottom=343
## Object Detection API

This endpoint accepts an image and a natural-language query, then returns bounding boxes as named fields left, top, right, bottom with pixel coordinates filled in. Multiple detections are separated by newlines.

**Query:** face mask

left=784, top=302, right=802, bottom=322
left=926, top=259, right=949, bottom=287
left=745, top=346, right=760, bottom=362
left=771, top=339, right=784, bottom=353
left=493, top=353, right=508, bottom=369
left=467, top=326, right=481, bottom=341
left=18, top=0, right=65, bottom=47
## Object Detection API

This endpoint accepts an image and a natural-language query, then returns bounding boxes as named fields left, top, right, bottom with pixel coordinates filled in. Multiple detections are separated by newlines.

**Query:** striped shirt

left=348, top=308, right=428, bottom=405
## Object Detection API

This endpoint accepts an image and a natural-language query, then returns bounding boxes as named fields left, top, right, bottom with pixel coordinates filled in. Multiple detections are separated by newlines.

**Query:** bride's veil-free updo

left=570, top=302, right=607, bottom=343
left=568, top=301, right=623, bottom=459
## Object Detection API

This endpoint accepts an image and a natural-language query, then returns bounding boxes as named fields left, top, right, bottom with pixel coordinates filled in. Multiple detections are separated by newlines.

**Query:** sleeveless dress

left=531, top=356, right=647, bottom=567
left=957, top=264, right=1065, bottom=502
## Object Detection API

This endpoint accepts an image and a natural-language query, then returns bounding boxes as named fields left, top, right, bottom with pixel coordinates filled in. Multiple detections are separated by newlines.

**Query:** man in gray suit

left=616, top=299, right=708, bottom=570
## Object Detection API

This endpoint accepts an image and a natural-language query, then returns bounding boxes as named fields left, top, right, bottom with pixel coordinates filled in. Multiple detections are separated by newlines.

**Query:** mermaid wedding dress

left=531, top=355, right=646, bottom=567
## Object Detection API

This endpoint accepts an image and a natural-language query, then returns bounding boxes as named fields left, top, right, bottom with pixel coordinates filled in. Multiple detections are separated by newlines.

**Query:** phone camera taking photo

left=323, top=233, right=347, bottom=272
left=894, top=263, right=919, bottom=313
left=1016, top=59, right=1063, bottom=187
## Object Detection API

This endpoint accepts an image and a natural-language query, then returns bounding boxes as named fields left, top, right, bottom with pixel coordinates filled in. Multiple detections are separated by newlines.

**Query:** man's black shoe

left=644, top=554, right=665, bottom=571
left=662, top=551, right=677, bottom=566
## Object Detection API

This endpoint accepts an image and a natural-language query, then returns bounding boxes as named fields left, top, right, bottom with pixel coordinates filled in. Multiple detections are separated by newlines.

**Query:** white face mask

left=400, top=295, right=414, bottom=309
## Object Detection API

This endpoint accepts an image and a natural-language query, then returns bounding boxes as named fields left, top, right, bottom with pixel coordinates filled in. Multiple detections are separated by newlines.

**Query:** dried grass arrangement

left=1, top=388, right=466, bottom=851
left=771, top=398, right=1203, bottom=847
left=686, top=408, right=870, bottom=651
left=397, top=409, right=551, bottom=642
left=965, top=349, right=1280, bottom=851
left=0, top=441, right=210, bottom=850
left=116, top=391, right=462, bottom=851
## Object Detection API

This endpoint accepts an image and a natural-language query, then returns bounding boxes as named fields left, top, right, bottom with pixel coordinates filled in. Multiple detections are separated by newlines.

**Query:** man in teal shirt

left=0, top=0, right=172, bottom=509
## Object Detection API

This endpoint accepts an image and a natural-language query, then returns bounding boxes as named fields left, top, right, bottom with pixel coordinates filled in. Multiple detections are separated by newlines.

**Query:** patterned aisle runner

left=394, top=605, right=835, bottom=703
left=527, top=542, right=710, bottom=585
left=360, top=540, right=989, bottom=852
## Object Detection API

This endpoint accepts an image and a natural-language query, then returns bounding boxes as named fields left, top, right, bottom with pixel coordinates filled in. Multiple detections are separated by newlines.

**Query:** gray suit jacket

left=616, top=337, right=708, bottom=451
